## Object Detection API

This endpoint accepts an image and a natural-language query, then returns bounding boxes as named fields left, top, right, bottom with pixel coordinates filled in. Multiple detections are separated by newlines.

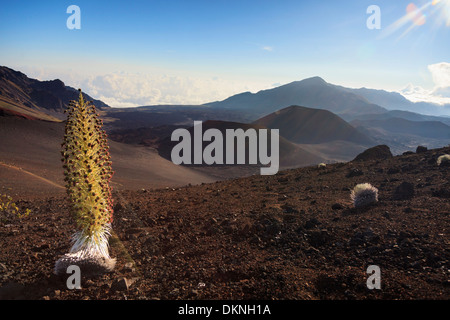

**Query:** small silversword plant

left=437, top=154, right=450, bottom=166
left=55, top=90, right=116, bottom=276
left=350, top=183, right=378, bottom=208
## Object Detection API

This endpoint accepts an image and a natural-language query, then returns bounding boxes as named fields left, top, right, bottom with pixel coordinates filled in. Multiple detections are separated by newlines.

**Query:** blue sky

left=1, top=0, right=450, bottom=107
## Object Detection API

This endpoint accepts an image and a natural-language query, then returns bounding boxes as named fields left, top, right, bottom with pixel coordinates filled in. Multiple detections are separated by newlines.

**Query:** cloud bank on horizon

left=79, top=73, right=272, bottom=108
left=24, top=62, right=450, bottom=110
left=400, top=62, right=450, bottom=105
left=82, top=61, right=450, bottom=108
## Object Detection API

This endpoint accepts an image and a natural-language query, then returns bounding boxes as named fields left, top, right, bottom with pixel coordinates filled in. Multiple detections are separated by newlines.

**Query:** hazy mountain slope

left=103, top=105, right=253, bottom=131
left=0, top=66, right=110, bottom=121
left=351, top=118, right=450, bottom=139
left=297, top=140, right=372, bottom=163
left=351, top=117, right=450, bottom=154
left=109, top=125, right=183, bottom=149
left=157, top=120, right=325, bottom=169
left=253, top=105, right=375, bottom=145
left=207, top=77, right=387, bottom=120
left=0, top=95, right=61, bottom=122
left=0, top=117, right=215, bottom=197
left=342, top=109, right=450, bottom=126
left=109, top=108, right=371, bottom=165
left=345, top=87, right=450, bottom=117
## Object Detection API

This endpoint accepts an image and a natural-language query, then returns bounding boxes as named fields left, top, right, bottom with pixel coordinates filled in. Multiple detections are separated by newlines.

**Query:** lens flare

left=432, top=0, right=450, bottom=26
left=445, top=1, right=450, bottom=26
left=406, top=3, right=427, bottom=26
left=380, top=0, right=450, bottom=40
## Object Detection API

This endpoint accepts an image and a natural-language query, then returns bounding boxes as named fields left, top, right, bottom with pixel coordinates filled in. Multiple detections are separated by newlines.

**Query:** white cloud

left=72, top=72, right=271, bottom=108
left=262, top=46, right=274, bottom=52
left=400, top=62, right=450, bottom=104
left=16, top=66, right=273, bottom=108
left=428, top=62, right=450, bottom=88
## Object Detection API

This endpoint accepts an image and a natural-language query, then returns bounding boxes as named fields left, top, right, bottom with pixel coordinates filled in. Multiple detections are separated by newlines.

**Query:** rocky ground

left=0, top=146, right=449, bottom=300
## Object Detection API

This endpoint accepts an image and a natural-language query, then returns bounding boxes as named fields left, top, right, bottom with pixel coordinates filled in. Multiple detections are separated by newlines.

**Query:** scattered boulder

left=404, top=207, right=414, bottom=213
left=349, top=228, right=380, bottom=246
left=416, top=146, right=427, bottom=153
left=113, top=201, right=124, bottom=212
left=308, top=229, right=330, bottom=247
left=111, top=277, right=136, bottom=291
left=281, top=204, right=299, bottom=214
left=331, top=203, right=344, bottom=210
left=393, top=182, right=415, bottom=200
left=353, top=145, right=393, bottom=162
left=304, top=218, right=321, bottom=229
left=432, top=187, right=450, bottom=198
left=346, top=168, right=363, bottom=178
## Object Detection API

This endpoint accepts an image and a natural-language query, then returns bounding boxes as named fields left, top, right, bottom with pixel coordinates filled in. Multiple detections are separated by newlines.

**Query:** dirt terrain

left=0, top=118, right=215, bottom=199
left=0, top=145, right=449, bottom=300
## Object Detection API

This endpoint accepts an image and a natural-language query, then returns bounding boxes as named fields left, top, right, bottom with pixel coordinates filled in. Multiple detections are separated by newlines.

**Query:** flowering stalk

left=55, top=89, right=116, bottom=275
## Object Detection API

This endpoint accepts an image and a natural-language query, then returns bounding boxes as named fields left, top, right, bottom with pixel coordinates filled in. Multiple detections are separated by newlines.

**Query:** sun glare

left=431, top=0, right=450, bottom=26
left=380, top=0, right=450, bottom=39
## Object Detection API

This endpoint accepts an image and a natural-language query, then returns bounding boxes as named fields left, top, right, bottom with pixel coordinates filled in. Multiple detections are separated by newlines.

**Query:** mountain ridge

left=344, top=86, right=450, bottom=117
left=0, top=66, right=110, bottom=121
left=205, top=76, right=387, bottom=119
left=253, top=105, right=375, bottom=146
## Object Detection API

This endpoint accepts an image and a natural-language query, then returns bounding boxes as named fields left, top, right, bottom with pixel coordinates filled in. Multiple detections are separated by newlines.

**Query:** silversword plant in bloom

left=350, top=183, right=378, bottom=208
left=55, top=90, right=116, bottom=276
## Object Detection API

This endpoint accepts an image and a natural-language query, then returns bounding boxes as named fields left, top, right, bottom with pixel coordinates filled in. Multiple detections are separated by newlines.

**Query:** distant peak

left=284, top=76, right=328, bottom=88
left=43, top=78, right=65, bottom=86
left=301, top=76, right=327, bottom=84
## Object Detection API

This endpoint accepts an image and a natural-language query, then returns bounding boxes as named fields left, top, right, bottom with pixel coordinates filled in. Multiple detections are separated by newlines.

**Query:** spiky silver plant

left=437, top=154, right=450, bottom=166
left=55, top=90, right=116, bottom=276
left=350, top=183, right=378, bottom=208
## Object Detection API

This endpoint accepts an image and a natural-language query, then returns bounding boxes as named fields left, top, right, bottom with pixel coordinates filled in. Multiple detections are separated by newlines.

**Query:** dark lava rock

left=404, top=207, right=414, bottom=213
left=331, top=203, right=344, bottom=210
left=353, top=145, right=393, bottom=162
left=111, top=277, right=136, bottom=291
left=304, top=218, right=321, bottom=229
left=393, top=182, right=415, bottom=200
left=387, top=167, right=400, bottom=175
left=281, top=204, right=299, bottom=214
left=416, top=146, right=428, bottom=153
left=113, top=201, right=124, bottom=212
left=432, top=188, right=450, bottom=198
left=308, top=230, right=330, bottom=247
left=438, top=155, right=450, bottom=167
left=346, top=168, right=363, bottom=178
left=349, top=228, right=380, bottom=246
